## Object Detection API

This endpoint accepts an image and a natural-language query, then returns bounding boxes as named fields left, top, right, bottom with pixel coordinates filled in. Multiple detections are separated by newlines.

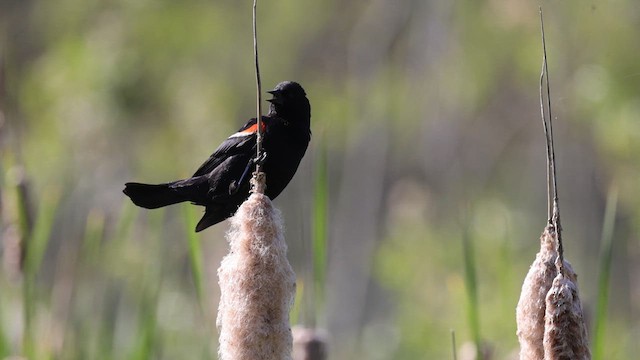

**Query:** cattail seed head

left=217, top=186, right=296, bottom=360
left=516, top=225, right=576, bottom=360
left=543, top=271, right=590, bottom=360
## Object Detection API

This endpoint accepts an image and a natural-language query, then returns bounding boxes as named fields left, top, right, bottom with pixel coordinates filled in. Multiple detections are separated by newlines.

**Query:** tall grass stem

left=592, top=188, right=618, bottom=360
left=461, top=217, right=482, bottom=360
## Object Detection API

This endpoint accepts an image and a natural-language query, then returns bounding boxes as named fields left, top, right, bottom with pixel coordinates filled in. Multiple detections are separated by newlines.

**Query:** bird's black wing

left=192, top=118, right=267, bottom=177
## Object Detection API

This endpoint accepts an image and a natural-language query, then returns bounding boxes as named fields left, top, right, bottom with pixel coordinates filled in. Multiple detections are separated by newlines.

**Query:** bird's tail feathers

left=196, top=206, right=231, bottom=232
left=123, top=182, right=187, bottom=209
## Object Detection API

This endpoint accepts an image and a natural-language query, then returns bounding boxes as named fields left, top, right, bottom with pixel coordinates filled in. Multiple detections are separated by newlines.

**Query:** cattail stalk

left=252, top=0, right=264, bottom=175
left=217, top=174, right=296, bottom=360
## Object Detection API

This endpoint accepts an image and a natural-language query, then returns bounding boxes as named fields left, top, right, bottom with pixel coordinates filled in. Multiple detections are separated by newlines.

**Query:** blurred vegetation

left=1, top=0, right=639, bottom=359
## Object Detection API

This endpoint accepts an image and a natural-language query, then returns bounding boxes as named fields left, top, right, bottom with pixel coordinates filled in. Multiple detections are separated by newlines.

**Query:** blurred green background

left=1, top=0, right=639, bottom=359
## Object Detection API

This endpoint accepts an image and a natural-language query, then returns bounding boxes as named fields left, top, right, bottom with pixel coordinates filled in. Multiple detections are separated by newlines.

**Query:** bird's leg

left=254, top=151, right=267, bottom=168
left=228, top=152, right=267, bottom=195
left=229, top=160, right=254, bottom=195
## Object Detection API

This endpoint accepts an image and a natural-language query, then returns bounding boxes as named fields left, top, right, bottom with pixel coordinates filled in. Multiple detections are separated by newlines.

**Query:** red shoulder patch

left=228, top=122, right=267, bottom=139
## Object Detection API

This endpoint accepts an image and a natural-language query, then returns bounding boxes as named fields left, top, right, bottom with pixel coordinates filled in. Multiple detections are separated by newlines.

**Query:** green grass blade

left=290, top=279, right=305, bottom=326
left=95, top=202, right=138, bottom=360
left=82, top=209, right=106, bottom=263
left=0, top=299, right=8, bottom=358
left=451, top=329, right=457, bottom=360
left=592, top=188, right=618, bottom=360
left=182, top=205, right=215, bottom=358
left=131, top=208, right=165, bottom=360
left=113, top=202, right=138, bottom=243
left=461, top=216, right=482, bottom=360
left=0, top=159, right=13, bottom=356
left=182, top=204, right=204, bottom=305
left=132, top=285, right=161, bottom=360
left=22, top=190, right=60, bottom=276
left=22, top=188, right=61, bottom=357
left=97, top=286, right=120, bottom=360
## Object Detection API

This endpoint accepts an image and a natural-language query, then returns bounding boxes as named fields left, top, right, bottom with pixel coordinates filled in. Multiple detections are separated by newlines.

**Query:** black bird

left=123, top=81, right=311, bottom=232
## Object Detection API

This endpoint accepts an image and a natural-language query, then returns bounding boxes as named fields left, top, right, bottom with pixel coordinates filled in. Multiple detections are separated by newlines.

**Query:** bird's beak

left=267, top=89, right=282, bottom=104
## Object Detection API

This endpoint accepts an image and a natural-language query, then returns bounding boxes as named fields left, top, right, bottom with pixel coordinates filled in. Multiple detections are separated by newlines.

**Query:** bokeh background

left=1, top=0, right=639, bottom=359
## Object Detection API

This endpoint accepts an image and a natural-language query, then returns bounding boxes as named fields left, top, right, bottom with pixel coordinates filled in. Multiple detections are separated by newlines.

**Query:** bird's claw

left=254, top=152, right=267, bottom=167
left=229, top=180, right=239, bottom=195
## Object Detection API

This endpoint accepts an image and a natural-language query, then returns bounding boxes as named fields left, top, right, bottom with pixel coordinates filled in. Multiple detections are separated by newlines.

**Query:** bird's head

left=266, top=81, right=310, bottom=121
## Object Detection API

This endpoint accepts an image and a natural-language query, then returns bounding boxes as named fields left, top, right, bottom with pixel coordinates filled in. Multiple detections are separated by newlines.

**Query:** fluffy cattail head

left=543, top=272, right=590, bottom=360
left=516, top=225, right=577, bottom=360
left=516, top=225, right=560, bottom=360
left=216, top=180, right=296, bottom=360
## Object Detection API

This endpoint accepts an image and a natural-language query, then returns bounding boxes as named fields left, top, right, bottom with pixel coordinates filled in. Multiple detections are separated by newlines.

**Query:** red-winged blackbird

left=123, top=81, right=311, bottom=232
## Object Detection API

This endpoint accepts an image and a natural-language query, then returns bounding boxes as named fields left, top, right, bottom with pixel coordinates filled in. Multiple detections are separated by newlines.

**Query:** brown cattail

left=543, top=268, right=590, bottom=360
left=516, top=225, right=576, bottom=360
left=216, top=174, right=296, bottom=360
left=518, top=11, right=591, bottom=358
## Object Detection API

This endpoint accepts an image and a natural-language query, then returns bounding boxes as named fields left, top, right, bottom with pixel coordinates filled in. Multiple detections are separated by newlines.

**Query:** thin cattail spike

left=539, top=7, right=564, bottom=269
left=538, top=8, right=552, bottom=223
left=540, top=9, right=557, bottom=204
